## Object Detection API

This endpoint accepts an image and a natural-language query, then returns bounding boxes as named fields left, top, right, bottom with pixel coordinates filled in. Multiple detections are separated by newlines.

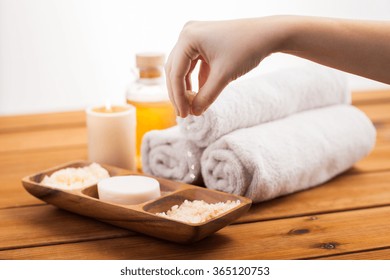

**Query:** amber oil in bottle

left=126, top=53, right=176, bottom=170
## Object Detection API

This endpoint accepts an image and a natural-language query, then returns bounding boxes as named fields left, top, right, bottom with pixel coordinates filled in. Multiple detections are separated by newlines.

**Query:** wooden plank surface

left=1, top=132, right=389, bottom=210
left=0, top=101, right=388, bottom=210
left=0, top=147, right=87, bottom=208
left=0, top=127, right=86, bottom=153
left=374, top=123, right=390, bottom=145
left=0, top=205, right=132, bottom=251
left=351, top=144, right=390, bottom=173
left=0, top=111, right=85, bottom=133
left=1, top=150, right=389, bottom=221
left=316, top=248, right=390, bottom=260
left=355, top=103, right=390, bottom=123
left=239, top=170, right=390, bottom=223
left=352, top=89, right=390, bottom=105
left=0, top=88, right=386, bottom=132
left=0, top=170, right=389, bottom=254
left=0, top=90, right=389, bottom=260
left=0, top=136, right=388, bottom=210
left=1, top=205, right=390, bottom=260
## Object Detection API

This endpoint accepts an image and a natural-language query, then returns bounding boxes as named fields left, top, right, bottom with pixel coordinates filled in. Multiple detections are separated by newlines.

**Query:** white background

left=1, top=260, right=390, bottom=280
left=1, top=0, right=389, bottom=115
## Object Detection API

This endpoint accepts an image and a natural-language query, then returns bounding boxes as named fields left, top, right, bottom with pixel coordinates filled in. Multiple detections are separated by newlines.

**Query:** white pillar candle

left=97, top=175, right=160, bottom=205
left=86, top=104, right=136, bottom=171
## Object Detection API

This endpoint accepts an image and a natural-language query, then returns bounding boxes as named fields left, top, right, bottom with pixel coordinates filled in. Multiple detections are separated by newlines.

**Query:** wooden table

left=1, top=90, right=390, bottom=260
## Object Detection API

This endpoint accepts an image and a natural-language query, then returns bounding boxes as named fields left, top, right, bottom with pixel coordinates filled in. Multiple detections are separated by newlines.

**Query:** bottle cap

left=136, top=53, right=165, bottom=68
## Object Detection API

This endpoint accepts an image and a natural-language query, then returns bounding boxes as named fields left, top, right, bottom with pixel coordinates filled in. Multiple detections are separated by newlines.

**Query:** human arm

left=165, top=16, right=390, bottom=117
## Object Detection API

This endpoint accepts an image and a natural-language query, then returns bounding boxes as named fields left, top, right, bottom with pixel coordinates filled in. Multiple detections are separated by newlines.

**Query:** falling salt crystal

left=190, top=173, right=196, bottom=179
left=190, top=164, right=195, bottom=170
left=187, top=151, right=192, bottom=157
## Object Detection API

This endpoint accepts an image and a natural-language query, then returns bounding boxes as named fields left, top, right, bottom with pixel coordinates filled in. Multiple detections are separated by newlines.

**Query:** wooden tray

left=21, top=160, right=252, bottom=244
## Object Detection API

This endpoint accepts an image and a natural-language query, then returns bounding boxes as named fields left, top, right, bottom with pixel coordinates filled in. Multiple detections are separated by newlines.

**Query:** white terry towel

left=141, top=126, right=203, bottom=184
left=178, top=63, right=350, bottom=147
left=201, top=105, right=376, bottom=203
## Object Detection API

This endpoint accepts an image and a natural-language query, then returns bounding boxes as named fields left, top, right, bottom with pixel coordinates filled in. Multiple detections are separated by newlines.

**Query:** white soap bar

left=97, top=175, right=160, bottom=205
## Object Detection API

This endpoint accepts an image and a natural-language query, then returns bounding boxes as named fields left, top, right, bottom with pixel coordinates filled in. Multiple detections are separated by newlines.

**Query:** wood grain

left=238, top=170, right=390, bottom=223
left=0, top=170, right=389, bottom=251
left=315, top=248, right=390, bottom=259
left=0, top=90, right=389, bottom=259
left=351, top=144, right=390, bottom=173
left=0, top=118, right=388, bottom=156
left=352, top=89, right=390, bottom=105
left=0, top=94, right=388, bottom=153
left=1, top=146, right=390, bottom=222
left=373, top=122, right=390, bottom=145
left=1, top=206, right=390, bottom=260
left=0, top=127, right=87, bottom=153
left=21, top=160, right=252, bottom=244
left=0, top=147, right=87, bottom=209
left=0, top=147, right=87, bottom=175
left=0, top=114, right=388, bottom=210
left=0, top=205, right=133, bottom=251
left=0, top=111, right=85, bottom=133
left=355, top=103, right=390, bottom=123
left=0, top=90, right=385, bottom=133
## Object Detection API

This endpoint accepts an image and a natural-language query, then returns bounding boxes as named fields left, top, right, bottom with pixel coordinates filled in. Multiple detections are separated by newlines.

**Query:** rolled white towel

left=141, top=126, right=203, bottom=184
left=178, top=63, right=349, bottom=147
left=201, top=105, right=376, bottom=203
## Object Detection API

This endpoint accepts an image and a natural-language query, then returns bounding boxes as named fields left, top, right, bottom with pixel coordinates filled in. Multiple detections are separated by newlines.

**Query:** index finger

left=169, top=49, right=193, bottom=117
left=165, top=51, right=178, bottom=115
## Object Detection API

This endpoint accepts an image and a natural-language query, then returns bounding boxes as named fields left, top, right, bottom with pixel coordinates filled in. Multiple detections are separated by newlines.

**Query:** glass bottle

left=126, top=53, right=176, bottom=170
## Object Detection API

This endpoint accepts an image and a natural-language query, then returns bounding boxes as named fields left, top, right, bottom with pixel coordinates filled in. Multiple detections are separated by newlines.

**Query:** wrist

left=269, top=15, right=302, bottom=54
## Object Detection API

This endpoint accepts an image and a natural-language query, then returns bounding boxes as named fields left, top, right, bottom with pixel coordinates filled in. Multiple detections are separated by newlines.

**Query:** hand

left=166, top=16, right=390, bottom=118
left=165, top=17, right=287, bottom=117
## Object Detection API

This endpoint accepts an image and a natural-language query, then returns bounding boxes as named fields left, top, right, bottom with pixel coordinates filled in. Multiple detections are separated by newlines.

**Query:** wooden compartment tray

left=21, top=160, right=252, bottom=244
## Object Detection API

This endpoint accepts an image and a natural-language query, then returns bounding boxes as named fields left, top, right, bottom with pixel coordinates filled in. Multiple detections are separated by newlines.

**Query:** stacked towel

left=201, top=105, right=376, bottom=202
left=141, top=126, right=204, bottom=184
left=178, top=63, right=349, bottom=147
left=141, top=63, right=374, bottom=203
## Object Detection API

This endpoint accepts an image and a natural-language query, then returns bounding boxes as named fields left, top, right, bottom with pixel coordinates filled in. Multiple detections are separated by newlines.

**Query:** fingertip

left=165, top=66, right=179, bottom=117
left=180, top=112, right=189, bottom=118
left=180, top=104, right=190, bottom=118
left=191, top=105, right=204, bottom=116
left=191, top=68, right=228, bottom=116
left=170, top=77, right=189, bottom=118
left=174, top=106, right=179, bottom=116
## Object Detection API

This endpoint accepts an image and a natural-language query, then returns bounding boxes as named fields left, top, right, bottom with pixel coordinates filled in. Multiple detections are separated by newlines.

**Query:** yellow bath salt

left=156, top=199, right=241, bottom=224
left=40, top=163, right=110, bottom=190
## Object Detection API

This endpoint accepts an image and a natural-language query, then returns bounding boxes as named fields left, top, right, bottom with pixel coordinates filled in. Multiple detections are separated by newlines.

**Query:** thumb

left=191, top=69, right=228, bottom=116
